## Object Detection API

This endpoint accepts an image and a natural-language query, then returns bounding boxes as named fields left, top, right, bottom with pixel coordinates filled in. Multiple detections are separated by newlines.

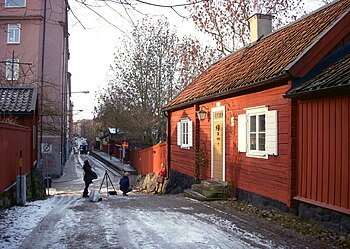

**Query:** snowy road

left=1, top=193, right=286, bottom=249
left=0, top=155, right=316, bottom=248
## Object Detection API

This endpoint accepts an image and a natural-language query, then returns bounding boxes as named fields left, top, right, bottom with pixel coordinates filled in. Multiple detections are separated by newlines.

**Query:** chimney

left=248, top=13, right=273, bottom=43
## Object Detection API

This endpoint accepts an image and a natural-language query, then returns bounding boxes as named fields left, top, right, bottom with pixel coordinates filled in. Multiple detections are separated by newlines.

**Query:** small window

left=248, top=113, right=266, bottom=152
left=5, top=0, right=25, bottom=7
left=5, top=58, right=20, bottom=81
left=238, top=106, right=278, bottom=158
left=177, top=119, right=193, bottom=148
left=7, top=24, right=21, bottom=44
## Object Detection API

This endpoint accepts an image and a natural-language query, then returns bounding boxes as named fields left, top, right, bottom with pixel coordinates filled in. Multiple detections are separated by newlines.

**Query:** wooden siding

left=169, top=84, right=296, bottom=206
left=129, top=142, right=167, bottom=175
left=0, top=122, right=31, bottom=193
left=170, top=107, right=197, bottom=177
left=296, top=96, right=350, bottom=212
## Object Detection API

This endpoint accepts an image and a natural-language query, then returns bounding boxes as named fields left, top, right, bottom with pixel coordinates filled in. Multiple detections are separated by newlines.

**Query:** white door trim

left=211, top=105, right=226, bottom=181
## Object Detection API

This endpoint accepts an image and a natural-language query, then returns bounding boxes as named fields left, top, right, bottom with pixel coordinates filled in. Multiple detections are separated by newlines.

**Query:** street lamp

left=71, top=91, right=89, bottom=94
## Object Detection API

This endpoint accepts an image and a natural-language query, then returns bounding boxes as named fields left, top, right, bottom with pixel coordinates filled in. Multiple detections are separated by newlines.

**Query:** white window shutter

left=188, top=120, right=193, bottom=147
left=238, top=114, right=247, bottom=152
left=266, top=110, right=278, bottom=155
left=177, top=122, right=181, bottom=146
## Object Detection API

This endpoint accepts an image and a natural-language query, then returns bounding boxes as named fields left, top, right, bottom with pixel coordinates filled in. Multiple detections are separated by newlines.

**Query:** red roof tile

left=165, top=0, right=350, bottom=109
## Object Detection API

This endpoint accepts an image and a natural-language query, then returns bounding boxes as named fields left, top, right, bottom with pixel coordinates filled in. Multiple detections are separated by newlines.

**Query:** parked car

left=79, top=144, right=89, bottom=154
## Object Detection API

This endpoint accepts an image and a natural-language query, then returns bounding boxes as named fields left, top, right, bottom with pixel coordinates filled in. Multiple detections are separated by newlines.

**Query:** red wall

left=129, top=142, right=167, bottom=175
left=0, top=122, right=32, bottom=192
left=296, top=96, right=350, bottom=214
left=169, top=84, right=297, bottom=206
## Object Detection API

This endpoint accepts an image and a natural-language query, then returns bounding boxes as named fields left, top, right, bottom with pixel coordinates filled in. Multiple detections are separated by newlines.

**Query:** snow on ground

left=0, top=194, right=284, bottom=249
left=0, top=197, right=59, bottom=249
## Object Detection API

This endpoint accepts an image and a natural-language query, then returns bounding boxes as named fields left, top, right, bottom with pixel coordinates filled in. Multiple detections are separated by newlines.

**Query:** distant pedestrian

left=154, top=163, right=166, bottom=194
left=82, top=160, right=97, bottom=198
left=119, top=172, right=132, bottom=196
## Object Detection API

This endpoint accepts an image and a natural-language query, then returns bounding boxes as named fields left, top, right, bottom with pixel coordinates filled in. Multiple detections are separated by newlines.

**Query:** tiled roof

left=165, top=0, right=350, bottom=109
left=0, top=86, right=37, bottom=113
left=286, top=54, right=350, bottom=97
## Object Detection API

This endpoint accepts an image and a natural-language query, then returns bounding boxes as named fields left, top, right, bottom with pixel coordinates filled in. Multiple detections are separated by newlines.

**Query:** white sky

left=68, top=0, right=197, bottom=120
left=68, top=0, right=325, bottom=121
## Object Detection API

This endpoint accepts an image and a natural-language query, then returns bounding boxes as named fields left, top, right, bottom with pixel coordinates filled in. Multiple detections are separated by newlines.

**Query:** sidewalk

left=89, top=150, right=138, bottom=175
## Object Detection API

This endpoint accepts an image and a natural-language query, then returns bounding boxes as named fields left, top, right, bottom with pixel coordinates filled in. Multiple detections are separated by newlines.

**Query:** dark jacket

left=119, top=176, right=130, bottom=192
left=83, top=163, right=96, bottom=184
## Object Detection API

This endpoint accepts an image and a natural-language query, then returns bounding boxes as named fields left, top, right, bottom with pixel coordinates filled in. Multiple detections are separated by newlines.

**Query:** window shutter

left=188, top=120, right=193, bottom=147
left=238, top=114, right=247, bottom=152
left=177, top=122, right=181, bottom=146
left=266, top=110, right=278, bottom=155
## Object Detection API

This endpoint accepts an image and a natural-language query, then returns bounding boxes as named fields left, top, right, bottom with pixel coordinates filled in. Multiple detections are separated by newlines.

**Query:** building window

left=249, top=113, right=265, bottom=151
left=5, top=58, right=20, bottom=81
left=238, top=106, right=277, bottom=158
left=7, top=24, right=21, bottom=44
left=5, top=0, right=25, bottom=7
left=177, top=118, right=193, bottom=148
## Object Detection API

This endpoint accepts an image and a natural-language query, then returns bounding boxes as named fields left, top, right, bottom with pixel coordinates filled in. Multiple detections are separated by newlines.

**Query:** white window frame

left=177, top=118, right=193, bottom=149
left=7, top=24, right=21, bottom=44
left=238, top=105, right=278, bottom=159
left=5, top=0, right=26, bottom=7
left=5, top=58, right=20, bottom=81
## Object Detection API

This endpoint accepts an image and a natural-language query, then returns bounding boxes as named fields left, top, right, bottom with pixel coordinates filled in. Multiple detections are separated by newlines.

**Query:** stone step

left=183, top=189, right=224, bottom=201
left=185, top=180, right=232, bottom=201
left=201, top=180, right=228, bottom=192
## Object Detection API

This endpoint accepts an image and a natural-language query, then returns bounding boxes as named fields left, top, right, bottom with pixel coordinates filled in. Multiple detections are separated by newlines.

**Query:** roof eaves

left=285, top=84, right=350, bottom=99
left=163, top=73, right=290, bottom=112
left=285, top=9, right=350, bottom=77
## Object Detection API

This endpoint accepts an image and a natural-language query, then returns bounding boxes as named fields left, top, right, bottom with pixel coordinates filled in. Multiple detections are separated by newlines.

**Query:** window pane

left=250, top=133, right=256, bottom=150
left=5, top=0, right=25, bottom=7
left=8, top=24, right=20, bottom=43
left=259, top=115, right=265, bottom=132
left=5, top=59, right=19, bottom=80
left=259, top=133, right=265, bottom=151
left=250, top=116, right=256, bottom=132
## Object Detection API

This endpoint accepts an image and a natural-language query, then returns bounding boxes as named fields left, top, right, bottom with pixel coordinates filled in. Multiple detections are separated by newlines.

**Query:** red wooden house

left=286, top=50, right=350, bottom=219
left=0, top=86, right=39, bottom=198
left=0, top=86, right=38, bottom=165
left=163, top=0, right=350, bottom=218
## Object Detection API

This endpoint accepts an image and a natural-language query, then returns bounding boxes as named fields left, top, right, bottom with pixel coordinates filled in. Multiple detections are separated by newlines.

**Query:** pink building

left=0, top=0, right=70, bottom=177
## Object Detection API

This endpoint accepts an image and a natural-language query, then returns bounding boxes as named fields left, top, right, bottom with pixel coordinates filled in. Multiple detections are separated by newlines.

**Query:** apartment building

left=0, top=0, right=70, bottom=177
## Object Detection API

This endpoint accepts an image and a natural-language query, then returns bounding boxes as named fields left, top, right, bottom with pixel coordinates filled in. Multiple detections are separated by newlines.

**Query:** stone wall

left=299, top=203, right=350, bottom=233
left=165, top=169, right=195, bottom=194
left=0, top=167, right=46, bottom=209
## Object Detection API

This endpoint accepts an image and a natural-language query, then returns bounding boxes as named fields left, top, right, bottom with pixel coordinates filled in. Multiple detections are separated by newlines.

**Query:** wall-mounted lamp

left=196, top=106, right=210, bottom=121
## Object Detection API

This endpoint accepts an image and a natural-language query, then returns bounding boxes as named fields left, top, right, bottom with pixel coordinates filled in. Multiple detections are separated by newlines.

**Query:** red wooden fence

left=129, top=142, right=167, bottom=175
left=296, top=96, right=350, bottom=214
left=0, top=122, right=32, bottom=192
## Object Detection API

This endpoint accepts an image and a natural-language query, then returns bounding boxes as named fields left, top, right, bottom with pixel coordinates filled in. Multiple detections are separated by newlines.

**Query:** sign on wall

left=41, top=143, right=52, bottom=154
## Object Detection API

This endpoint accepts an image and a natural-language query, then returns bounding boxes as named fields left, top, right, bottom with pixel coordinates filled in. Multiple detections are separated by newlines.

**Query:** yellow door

left=212, top=107, right=225, bottom=181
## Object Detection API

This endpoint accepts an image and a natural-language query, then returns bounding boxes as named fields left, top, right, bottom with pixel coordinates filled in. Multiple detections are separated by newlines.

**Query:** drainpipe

left=39, top=0, right=47, bottom=166
left=163, top=110, right=170, bottom=178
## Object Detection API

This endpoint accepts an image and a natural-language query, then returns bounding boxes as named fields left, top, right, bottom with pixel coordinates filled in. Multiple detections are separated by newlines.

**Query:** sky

left=68, top=0, right=197, bottom=120
left=68, top=0, right=325, bottom=121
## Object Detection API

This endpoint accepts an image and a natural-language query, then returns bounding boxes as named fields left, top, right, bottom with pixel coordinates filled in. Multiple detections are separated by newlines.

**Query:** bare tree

left=94, top=16, right=219, bottom=145
left=185, top=0, right=311, bottom=55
